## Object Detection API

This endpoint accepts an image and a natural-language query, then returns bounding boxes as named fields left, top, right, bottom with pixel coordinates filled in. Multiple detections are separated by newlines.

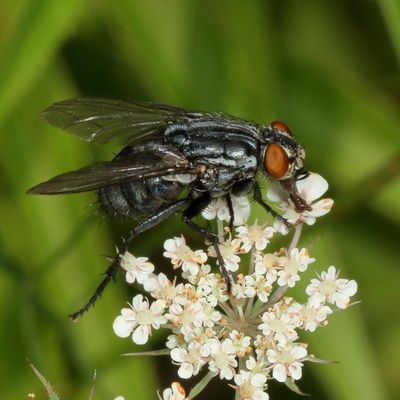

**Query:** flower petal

left=171, top=348, right=186, bottom=363
left=267, top=182, right=289, bottom=203
left=289, top=361, right=303, bottom=380
left=132, top=325, right=150, bottom=344
left=113, top=316, right=134, bottom=338
left=272, top=364, right=287, bottom=382
left=309, top=198, right=334, bottom=217
left=178, top=363, right=194, bottom=379
left=292, top=345, right=307, bottom=359
left=296, top=173, right=328, bottom=203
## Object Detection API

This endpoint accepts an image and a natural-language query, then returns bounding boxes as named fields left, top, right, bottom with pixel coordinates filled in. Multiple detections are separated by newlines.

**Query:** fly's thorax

left=164, top=120, right=259, bottom=159
left=164, top=121, right=260, bottom=196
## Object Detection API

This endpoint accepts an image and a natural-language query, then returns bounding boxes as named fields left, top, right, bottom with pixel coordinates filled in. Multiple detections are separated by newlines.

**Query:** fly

left=27, top=98, right=311, bottom=321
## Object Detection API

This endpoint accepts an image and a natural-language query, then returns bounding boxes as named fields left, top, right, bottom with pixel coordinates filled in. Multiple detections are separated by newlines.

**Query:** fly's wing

left=43, top=98, right=203, bottom=144
left=27, top=148, right=197, bottom=195
left=42, top=98, right=259, bottom=145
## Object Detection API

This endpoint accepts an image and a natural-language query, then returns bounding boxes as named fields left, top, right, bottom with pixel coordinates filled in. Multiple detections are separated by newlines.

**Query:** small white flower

left=197, top=273, right=229, bottom=306
left=114, top=397, right=125, bottom=400
left=186, top=326, right=217, bottom=344
left=267, top=343, right=307, bottom=382
left=120, top=252, right=154, bottom=284
left=253, top=335, right=271, bottom=358
left=259, top=309, right=297, bottom=345
left=306, top=266, right=358, bottom=309
left=183, top=263, right=212, bottom=285
left=207, top=338, right=238, bottom=380
left=113, top=295, right=167, bottom=345
left=277, top=248, right=315, bottom=288
left=196, top=300, right=222, bottom=329
left=208, top=237, right=242, bottom=272
left=202, top=195, right=250, bottom=226
left=236, top=222, right=275, bottom=253
left=171, top=342, right=208, bottom=379
left=231, top=274, right=248, bottom=300
left=233, top=370, right=269, bottom=400
left=254, top=252, right=279, bottom=282
left=244, top=274, right=273, bottom=303
left=144, top=273, right=186, bottom=305
left=267, top=172, right=334, bottom=230
left=163, top=236, right=207, bottom=275
left=289, top=301, right=332, bottom=332
left=229, top=330, right=251, bottom=357
left=166, top=334, right=180, bottom=349
left=166, top=298, right=208, bottom=335
left=158, top=382, right=186, bottom=400
left=246, top=356, right=269, bottom=376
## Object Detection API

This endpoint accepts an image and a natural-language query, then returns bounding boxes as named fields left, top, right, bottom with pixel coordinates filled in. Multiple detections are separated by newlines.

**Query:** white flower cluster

left=112, top=173, right=357, bottom=400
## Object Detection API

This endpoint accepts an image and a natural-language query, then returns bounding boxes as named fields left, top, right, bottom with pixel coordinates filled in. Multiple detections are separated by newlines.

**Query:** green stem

left=217, top=219, right=225, bottom=242
left=249, top=298, right=264, bottom=318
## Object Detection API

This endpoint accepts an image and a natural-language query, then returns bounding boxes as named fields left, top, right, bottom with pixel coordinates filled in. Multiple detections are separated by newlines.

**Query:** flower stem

left=264, top=284, right=288, bottom=309
left=288, top=223, right=303, bottom=252
left=249, top=299, right=264, bottom=319
left=219, top=300, right=236, bottom=320
left=217, top=219, right=225, bottom=242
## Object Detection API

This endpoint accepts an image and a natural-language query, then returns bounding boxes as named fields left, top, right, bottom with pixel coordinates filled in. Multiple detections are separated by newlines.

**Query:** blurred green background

left=0, top=1, right=399, bottom=399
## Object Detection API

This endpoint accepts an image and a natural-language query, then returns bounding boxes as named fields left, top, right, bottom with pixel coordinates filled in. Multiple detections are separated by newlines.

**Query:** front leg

left=253, top=181, right=291, bottom=230
left=226, top=193, right=234, bottom=232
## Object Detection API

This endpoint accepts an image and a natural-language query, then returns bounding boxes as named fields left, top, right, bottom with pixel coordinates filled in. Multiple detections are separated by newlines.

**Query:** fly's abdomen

left=98, top=177, right=183, bottom=218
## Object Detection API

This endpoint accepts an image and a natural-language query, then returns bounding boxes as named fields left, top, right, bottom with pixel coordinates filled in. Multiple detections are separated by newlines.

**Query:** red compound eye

left=271, top=120, right=292, bottom=135
left=264, top=143, right=289, bottom=178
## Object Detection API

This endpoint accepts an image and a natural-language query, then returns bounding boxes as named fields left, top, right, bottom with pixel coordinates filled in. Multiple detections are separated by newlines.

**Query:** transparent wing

left=42, top=97, right=258, bottom=145
left=43, top=98, right=207, bottom=144
left=27, top=149, right=196, bottom=194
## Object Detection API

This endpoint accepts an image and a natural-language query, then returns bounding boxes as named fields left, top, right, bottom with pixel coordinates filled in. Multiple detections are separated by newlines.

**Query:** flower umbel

left=113, top=173, right=357, bottom=399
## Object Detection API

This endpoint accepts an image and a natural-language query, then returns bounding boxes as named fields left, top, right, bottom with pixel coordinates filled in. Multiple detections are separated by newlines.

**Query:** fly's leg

left=70, top=197, right=191, bottom=321
left=182, top=192, right=233, bottom=291
left=253, top=181, right=291, bottom=230
left=226, top=193, right=234, bottom=232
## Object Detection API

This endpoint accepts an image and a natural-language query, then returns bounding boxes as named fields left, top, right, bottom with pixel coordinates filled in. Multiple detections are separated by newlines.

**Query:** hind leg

left=70, top=197, right=191, bottom=321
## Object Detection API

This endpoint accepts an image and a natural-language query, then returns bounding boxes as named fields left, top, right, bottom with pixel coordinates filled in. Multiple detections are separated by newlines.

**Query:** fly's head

left=260, top=121, right=311, bottom=212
